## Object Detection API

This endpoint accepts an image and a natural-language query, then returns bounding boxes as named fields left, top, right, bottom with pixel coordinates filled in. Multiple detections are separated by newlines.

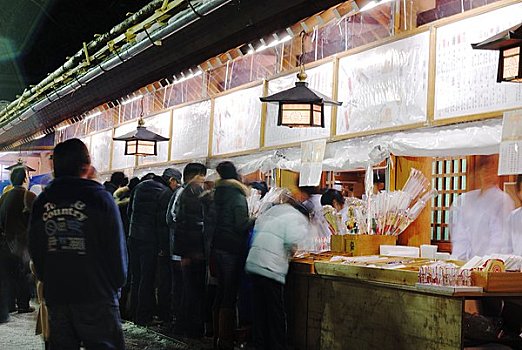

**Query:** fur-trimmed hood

left=215, top=179, right=250, bottom=196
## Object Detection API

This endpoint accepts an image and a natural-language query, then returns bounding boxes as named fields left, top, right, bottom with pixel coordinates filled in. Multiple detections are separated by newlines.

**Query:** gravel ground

left=0, top=308, right=215, bottom=350
left=0, top=310, right=44, bottom=350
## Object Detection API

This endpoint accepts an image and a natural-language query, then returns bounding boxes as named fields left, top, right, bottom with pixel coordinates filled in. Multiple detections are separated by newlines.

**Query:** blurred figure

left=0, top=166, right=36, bottom=317
left=245, top=191, right=310, bottom=350
left=507, top=174, right=522, bottom=255
left=28, top=139, right=127, bottom=349
left=450, top=155, right=514, bottom=261
left=104, top=171, right=127, bottom=195
left=212, top=162, right=253, bottom=349
left=171, top=163, right=207, bottom=337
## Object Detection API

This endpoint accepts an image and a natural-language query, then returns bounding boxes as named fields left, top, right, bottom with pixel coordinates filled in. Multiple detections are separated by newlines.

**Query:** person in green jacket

left=212, top=161, right=253, bottom=349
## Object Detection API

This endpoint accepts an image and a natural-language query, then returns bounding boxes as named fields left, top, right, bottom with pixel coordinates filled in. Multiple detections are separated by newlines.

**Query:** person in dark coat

left=28, top=139, right=128, bottom=349
left=171, top=163, right=207, bottom=337
left=212, top=161, right=253, bottom=349
left=0, top=166, right=37, bottom=317
left=103, top=171, right=127, bottom=195
left=127, top=168, right=180, bottom=326
left=156, top=168, right=182, bottom=323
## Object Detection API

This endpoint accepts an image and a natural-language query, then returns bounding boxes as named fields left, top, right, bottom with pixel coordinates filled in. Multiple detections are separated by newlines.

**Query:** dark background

left=0, top=0, right=149, bottom=102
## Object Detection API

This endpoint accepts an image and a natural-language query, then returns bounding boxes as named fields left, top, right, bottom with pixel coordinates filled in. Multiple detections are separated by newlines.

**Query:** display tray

left=471, top=271, right=522, bottom=293
left=313, top=256, right=432, bottom=286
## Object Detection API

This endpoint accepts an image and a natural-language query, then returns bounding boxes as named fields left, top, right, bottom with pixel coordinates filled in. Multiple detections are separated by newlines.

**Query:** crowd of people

left=0, top=138, right=314, bottom=350
left=0, top=139, right=521, bottom=349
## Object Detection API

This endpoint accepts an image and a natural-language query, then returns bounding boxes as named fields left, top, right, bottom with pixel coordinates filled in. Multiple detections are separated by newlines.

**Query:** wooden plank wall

left=391, top=156, right=432, bottom=247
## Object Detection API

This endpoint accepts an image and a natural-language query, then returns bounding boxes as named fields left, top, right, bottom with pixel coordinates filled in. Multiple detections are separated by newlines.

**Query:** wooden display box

left=331, top=234, right=397, bottom=256
left=471, top=271, right=522, bottom=292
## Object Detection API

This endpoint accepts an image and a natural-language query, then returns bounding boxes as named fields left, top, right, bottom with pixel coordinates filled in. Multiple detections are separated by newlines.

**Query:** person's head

left=141, top=173, right=156, bottom=181
left=162, top=168, right=182, bottom=190
left=128, top=177, right=140, bottom=191
left=216, top=161, right=240, bottom=181
left=297, top=186, right=320, bottom=201
left=53, top=138, right=91, bottom=178
left=516, top=174, right=522, bottom=201
left=321, top=189, right=345, bottom=212
left=10, top=166, right=28, bottom=188
left=183, top=163, right=207, bottom=185
left=110, top=171, right=126, bottom=187
left=250, top=181, right=268, bottom=198
left=373, top=172, right=385, bottom=194
left=477, top=155, right=499, bottom=190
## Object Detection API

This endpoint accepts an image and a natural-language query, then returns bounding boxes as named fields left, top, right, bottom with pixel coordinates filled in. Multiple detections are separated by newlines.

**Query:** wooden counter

left=286, top=257, right=522, bottom=350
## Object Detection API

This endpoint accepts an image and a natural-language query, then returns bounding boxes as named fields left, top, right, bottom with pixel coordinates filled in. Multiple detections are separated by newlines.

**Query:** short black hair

left=128, top=177, right=140, bottom=190
left=10, top=166, right=27, bottom=186
left=216, top=161, right=239, bottom=180
left=321, top=189, right=344, bottom=206
left=141, top=173, right=156, bottom=181
left=517, top=174, right=522, bottom=192
left=53, top=138, right=91, bottom=178
left=183, top=163, right=207, bottom=182
left=110, top=171, right=126, bottom=187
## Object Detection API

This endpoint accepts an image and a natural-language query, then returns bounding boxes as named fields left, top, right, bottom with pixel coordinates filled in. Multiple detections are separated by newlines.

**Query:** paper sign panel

left=499, top=109, right=522, bottom=175
left=434, top=3, right=522, bottom=120
left=212, top=84, right=262, bottom=155
left=90, top=130, right=112, bottom=172
left=111, top=122, right=137, bottom=170
left=171, top=100, right=211, bottom=161
left=337, top=31, right=429, bottom=135
left=265, top=63, right=334, bottom=146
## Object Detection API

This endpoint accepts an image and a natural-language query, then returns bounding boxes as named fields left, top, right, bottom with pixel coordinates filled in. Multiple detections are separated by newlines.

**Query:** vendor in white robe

left=450, top=155, right=514, bottom=261
left=506, top=174, right=522, bottom=256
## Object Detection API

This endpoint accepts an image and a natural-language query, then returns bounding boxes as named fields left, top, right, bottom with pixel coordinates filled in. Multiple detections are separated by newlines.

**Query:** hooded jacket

left=212, top=179, right=253, bottom=255
left=245, top=203, right=310, bottom=284
left=28, top=177, right=128, bottom=306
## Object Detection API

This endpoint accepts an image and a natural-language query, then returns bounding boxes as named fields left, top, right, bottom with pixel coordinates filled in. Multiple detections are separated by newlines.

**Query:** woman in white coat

left=245, top=193, right=310, bottom=350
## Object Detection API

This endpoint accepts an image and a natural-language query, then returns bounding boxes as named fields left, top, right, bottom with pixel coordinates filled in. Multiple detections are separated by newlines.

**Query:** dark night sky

left=0, top=0, right=149, bottom=102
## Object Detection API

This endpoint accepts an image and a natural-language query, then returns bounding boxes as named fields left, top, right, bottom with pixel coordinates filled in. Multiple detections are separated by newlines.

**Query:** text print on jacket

left=29, top=177, right=128, bottom=306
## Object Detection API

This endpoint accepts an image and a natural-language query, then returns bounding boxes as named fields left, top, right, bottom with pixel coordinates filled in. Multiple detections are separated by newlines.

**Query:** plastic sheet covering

left=337, top=31, right=430, bottom=135
left=112, top=122, right=137, bottom=170
left=171, top=100, right=211, bottom=161
left=434, top=3, right=522, bottom=120
left=90, top=130, right=112, bottom=173
left=213, top=119, right=502, bottom=173
left=388, top=119, right=501, bottom=157
left=137, top=111, right=171, bottom=166
left=212, top=84, right=262, bottom=155
left=264, top=63, right=334, bottom=147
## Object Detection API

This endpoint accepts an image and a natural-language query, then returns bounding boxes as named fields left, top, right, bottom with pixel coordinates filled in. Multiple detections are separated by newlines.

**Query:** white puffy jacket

left=245, top=203, right=310, bottom=284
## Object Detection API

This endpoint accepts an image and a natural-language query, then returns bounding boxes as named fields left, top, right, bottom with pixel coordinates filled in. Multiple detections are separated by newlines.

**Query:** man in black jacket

left=28, top=138, right=128, bottom=349
left=128, top=168, right=180, bottom=326
left=0, top=166, right=37, bottom=317
left=171, top=163, right=207, bottom=337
